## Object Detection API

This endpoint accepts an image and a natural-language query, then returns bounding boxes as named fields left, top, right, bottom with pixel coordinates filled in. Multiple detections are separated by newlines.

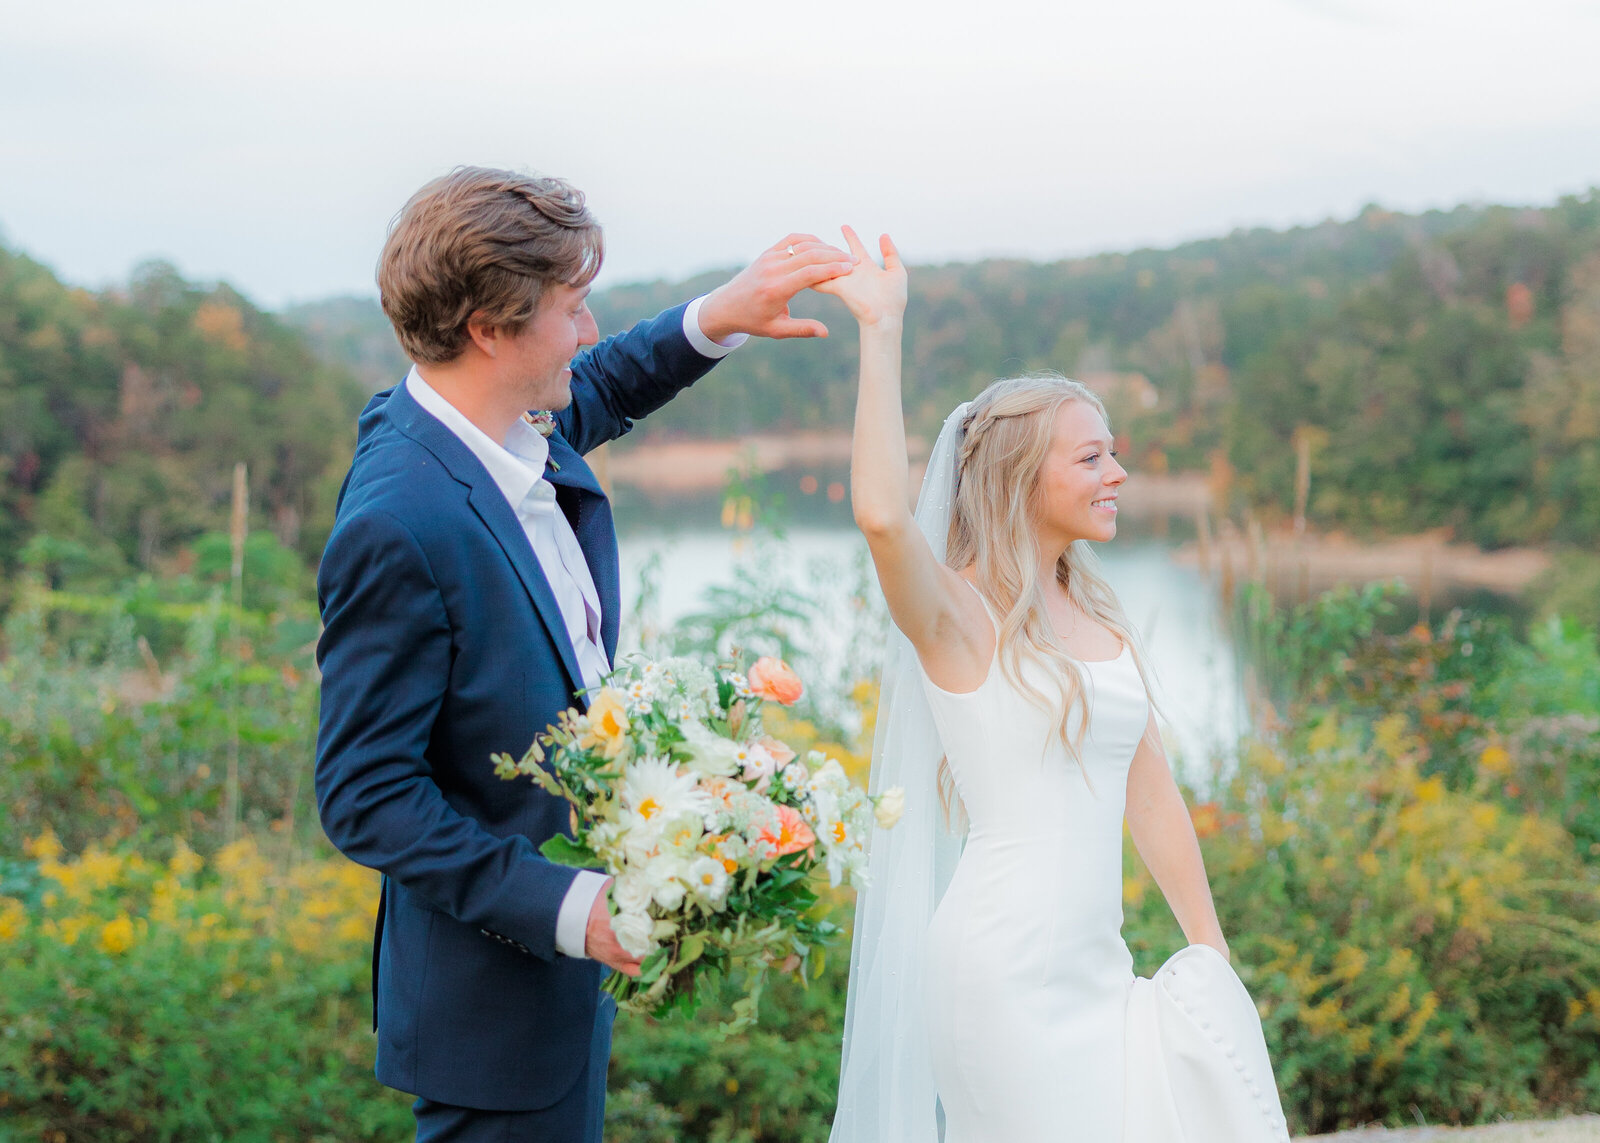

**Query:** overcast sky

left=3, top=0, right=1598, bottom=309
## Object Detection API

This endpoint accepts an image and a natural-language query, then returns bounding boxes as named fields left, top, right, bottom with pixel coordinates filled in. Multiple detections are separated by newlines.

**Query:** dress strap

left=957, top=576, right=1002, bottom=650
left=958, top=575, right=997, bottom=619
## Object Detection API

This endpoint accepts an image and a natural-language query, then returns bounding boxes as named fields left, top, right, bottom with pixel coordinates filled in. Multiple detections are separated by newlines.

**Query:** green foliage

left=0, top=581, right=320, bottom=855
left=1131, top=723, right=1600, bottom=1133
left=1204, top=583, right=1600, bottom=1131
left=0, top=834, right=412, bottom=1142
left=608, top=964, right=848, bottom=1143
left=0, top=246, right=366, bottom=587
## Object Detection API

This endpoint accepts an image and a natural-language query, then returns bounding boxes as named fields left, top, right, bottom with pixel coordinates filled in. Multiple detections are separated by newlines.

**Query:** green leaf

left=539, top=834, right=600, bottom=868
left=637, top=948, right=670, bottom=984
left=674, top=933, right=707, bottom=971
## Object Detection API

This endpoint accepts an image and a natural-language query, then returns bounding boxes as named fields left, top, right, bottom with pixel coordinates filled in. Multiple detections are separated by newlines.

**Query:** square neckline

left=919, top=578, right=1132, bottom=699
left=959, top=576, right=1129, bottom=664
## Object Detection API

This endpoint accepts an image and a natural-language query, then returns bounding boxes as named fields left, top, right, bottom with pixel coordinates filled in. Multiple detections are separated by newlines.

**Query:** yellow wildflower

left=55, top=915, right=93, bottom=947
left=99, top=915, right=136, bottom=955
left=24, top=828, right=64, bottom=861
left=0, top=897, right=26, bottom=942
left=1380, top=983, right=1412, bottom=1021
left=1306, top=718, right=1339, bottom=754
left=1478, top=744, right=1512, bottom=776
left=169, top=838, right=204, bottom=878
left=1332, top=946, right=1368, bottom=983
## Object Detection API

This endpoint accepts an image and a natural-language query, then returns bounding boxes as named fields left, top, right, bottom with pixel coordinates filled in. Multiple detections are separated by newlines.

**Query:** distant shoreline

left=603, top=432, right=1210, bottom=516
left=604, top=434, right=1551, bottom=597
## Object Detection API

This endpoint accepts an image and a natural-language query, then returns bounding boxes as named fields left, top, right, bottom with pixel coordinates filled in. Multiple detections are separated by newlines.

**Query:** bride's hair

left=938, top=374, right=1160, bottom=820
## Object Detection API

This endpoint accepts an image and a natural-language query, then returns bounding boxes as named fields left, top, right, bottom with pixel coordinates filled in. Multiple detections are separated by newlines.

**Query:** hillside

left=290, top=193, right=1600, bottom=548
left=5, top=191, right=1598, bottom=589
left=0, top=252, right=365, bottom=583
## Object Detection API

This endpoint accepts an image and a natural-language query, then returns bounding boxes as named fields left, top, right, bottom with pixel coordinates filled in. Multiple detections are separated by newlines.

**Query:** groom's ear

left=465, top=313, right=502, bottom=359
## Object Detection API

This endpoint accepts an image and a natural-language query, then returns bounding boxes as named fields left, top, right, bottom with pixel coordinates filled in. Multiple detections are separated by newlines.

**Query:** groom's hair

left=378, top=166, right=604, bottom=364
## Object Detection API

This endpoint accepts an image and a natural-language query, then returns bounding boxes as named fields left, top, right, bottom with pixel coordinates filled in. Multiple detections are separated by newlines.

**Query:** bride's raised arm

left=816, top=228, right=991, bottom=691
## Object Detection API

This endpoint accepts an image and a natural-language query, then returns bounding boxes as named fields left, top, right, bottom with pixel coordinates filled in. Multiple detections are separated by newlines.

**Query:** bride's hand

left=814, top=226, right=907, bottom=328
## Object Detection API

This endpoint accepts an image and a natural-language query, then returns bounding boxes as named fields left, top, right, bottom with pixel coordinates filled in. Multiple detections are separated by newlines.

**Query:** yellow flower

left=0, top=897, right=26, bottom=942
left=78, top=847, right=125, bottom=892
left=99, top=915, right=136, bottom=955
left=24, top=828, right=64, bottom=861
left=1415, top=776, right=1444, bottom=804
left=55, top=915, right=92, bottom=947
left=579, top=688, right=632, bottom=760
left=1478, top=743, right=1512, bottom=776
left=1332, top=945, right=1368, bottom=983
left=1306, top=718, right=1340, bottom=755
left=1357, top=852, right=1381, bottom=877
left=169, top=838, right=204, bottom=878
left=1380, top=983, right=1413, bottom=1021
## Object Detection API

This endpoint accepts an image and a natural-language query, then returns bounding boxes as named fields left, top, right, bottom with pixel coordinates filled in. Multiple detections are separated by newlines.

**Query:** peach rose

left=748, top=657, right=804, bottom=705
left=757, top=805, right=816, bottom=858
left=759, top=736, right=797, bottom=771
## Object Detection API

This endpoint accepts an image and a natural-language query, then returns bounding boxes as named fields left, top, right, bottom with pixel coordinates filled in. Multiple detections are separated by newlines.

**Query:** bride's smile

left=1033, top=398, right=1128, bottom=550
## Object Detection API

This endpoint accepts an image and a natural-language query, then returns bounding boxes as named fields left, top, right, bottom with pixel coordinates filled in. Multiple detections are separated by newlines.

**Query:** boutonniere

left=522, top=410, right=556, bottom=437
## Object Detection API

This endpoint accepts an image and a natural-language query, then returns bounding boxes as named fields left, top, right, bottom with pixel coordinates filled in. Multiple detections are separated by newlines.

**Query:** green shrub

left=1129, top=719, right=1600, bottom=1134
left=0, top=832, right=412, bottom=1141
left=0, top=593, right=319, bottom=855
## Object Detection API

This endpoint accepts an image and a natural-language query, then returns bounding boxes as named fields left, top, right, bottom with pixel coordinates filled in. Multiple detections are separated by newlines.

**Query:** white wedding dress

left=918, top=599, right=1289, bottom=1142
left=827, top=401, right=1288, bottom=1143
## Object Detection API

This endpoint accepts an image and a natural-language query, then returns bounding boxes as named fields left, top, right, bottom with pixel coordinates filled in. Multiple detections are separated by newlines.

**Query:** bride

left=816, top=229, right=1289, bottom=1142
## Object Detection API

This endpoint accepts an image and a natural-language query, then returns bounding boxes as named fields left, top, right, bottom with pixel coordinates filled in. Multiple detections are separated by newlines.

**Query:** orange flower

left=1190, top=802, right=1221, bottom=840
left=759, top=736, right=797, bottom=770
left=748, top=657, right=804, bottom=706
left=759, top=805, right=816, bottom=857
left=579, top=688, right=631, bottom=759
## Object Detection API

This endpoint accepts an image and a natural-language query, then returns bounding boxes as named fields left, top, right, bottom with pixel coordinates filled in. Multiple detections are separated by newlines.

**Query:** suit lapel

left=383, top=383, right=588, bottom=704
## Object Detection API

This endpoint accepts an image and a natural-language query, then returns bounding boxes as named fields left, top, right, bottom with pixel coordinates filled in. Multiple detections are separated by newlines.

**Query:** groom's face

left=503, top=283, right=600, bottom=410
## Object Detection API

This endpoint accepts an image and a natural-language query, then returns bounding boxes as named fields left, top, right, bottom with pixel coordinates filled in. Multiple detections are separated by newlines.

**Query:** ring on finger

left=786, top=244, right=796, bottom=256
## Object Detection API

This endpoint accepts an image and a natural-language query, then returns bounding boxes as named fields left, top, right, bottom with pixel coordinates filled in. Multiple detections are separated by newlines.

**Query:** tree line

left=3, top=191, right=1597, bottom=594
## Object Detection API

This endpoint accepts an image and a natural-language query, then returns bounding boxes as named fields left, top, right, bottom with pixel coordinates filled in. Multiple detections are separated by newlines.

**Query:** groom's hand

left=585, top=878, right=643, bottom=976
left=697, top=234, right=857, bottom=342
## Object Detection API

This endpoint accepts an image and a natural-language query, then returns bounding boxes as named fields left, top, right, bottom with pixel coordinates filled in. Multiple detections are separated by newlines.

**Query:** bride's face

left=1032, top=400, right=1126, bottom=547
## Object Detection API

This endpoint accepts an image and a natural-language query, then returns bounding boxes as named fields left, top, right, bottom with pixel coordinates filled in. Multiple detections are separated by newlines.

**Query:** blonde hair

left=938, top=374, right=1159, bottom=822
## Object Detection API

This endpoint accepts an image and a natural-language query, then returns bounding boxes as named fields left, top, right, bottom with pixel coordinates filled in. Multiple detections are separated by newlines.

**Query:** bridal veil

left=829, top=402, right=969, bottom=1143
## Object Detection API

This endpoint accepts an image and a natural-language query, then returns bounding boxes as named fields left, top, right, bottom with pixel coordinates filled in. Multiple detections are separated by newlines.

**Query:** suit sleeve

left=314, top=506, right=579, bottom=961
left=555, top=302, right=721, bottom=455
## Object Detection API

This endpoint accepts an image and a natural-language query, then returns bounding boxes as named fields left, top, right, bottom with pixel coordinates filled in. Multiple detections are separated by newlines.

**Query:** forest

left=4, top=190, right=1597, bottom=604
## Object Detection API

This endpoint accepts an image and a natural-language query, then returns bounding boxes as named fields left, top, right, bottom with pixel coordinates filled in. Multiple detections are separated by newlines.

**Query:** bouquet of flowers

left=493, top=653, right=903, bottom=1029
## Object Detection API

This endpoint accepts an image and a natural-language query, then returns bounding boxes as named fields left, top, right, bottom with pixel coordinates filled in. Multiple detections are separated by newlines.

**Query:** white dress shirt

left=408, top=297, right=741, bottom=959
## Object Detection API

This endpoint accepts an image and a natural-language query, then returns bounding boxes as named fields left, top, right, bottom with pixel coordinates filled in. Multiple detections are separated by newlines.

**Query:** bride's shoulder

left=911, top=570, right=997, bottom=695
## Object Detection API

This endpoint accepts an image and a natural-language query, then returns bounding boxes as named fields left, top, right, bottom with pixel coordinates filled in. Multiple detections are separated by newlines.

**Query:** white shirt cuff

left=683, top=294, right=748, bottom=359
left=554, top=869, right=609, bottom=959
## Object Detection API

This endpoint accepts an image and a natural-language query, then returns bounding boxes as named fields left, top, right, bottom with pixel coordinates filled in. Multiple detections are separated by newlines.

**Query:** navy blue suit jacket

left=315, top=303, right=717, bottom=1110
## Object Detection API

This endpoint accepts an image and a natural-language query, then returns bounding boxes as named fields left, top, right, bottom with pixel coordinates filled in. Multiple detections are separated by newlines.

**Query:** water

left=615, top=524, right=1245, bottom=781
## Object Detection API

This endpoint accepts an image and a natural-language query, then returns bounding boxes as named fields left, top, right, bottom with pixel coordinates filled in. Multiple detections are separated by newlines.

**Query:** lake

left=615, top=521, right=1248, bottom=782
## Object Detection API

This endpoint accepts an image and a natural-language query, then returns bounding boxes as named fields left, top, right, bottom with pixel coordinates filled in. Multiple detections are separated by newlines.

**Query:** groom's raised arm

left=556, top=234, right=855, bottom=454
left=314, top=507, right=579, bottom=961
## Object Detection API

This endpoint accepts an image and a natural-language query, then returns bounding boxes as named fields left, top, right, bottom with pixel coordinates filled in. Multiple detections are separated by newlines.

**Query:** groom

left=315, top=166, right=852, bottom=1142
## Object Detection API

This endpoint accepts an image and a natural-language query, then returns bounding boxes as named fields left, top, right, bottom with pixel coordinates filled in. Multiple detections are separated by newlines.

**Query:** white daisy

left=618, top=757, right=711, bottom=847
